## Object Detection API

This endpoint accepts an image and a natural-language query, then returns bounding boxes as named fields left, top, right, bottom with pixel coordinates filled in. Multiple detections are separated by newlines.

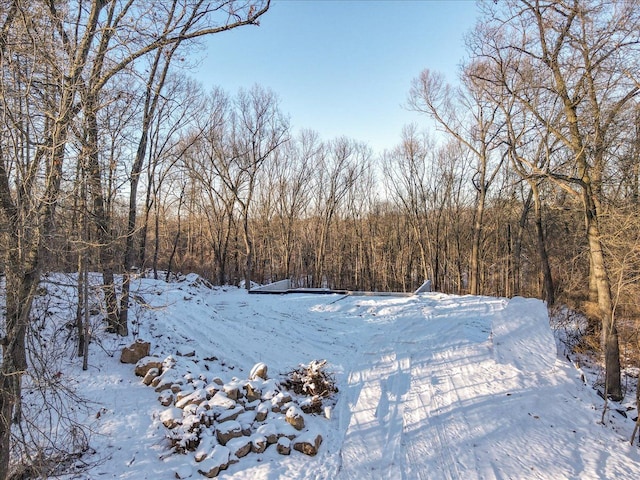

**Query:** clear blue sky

left=192, top=0, right=479, bottom=155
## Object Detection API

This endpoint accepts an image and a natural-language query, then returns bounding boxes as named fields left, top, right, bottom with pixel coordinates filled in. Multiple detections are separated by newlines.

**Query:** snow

left=33, top=274, right=640, bottom=479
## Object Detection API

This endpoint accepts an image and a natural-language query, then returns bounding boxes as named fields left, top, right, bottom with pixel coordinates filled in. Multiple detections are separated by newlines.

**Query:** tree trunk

left=584, top=191, right=622, bottom=400
left=118, top=129, right=147, bottom=335
left=84, top=99, right=119, bottom=332
left=166, top=188, right=185, bottom=282
left=243, top=215, right=254, bottom=291
left=0, top=265, right=35, bottom=480
left=153, top=200, right=161, bottom=280
left=470, top=186, right=486, bottom=295
left=511, top=189, right=533, bottom=297
left=531, top=183, right=554, bottom=306
left=76, top=253, right=86, bottom=356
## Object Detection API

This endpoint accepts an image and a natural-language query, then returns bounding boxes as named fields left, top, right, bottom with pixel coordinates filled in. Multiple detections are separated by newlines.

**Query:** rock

left=236, top=410, right=256, bottom=434
left=293, top=432, right=323, bottom=456
left=199, top=409, right=216, bottom=428
left=249, top=362, right=268, bottom=380
left=226, top=436, right=252, bottom=458
left=160, top=407, right=182, bottom=429
left=324, top=405, right=332, bottom=420
left=197, top=445, right=230, bottom=478
left=273, top=418, right=299, bottom=440
left=271, top=392, right=293, bottom=412
left=205, top=383, right=220, bottom=399
left=194, top=433, right=215, bottom=463
left=142, top=368, right=160, bottom=386
left=300, top=395, right=323, bottom=414
left=182, top=413, right=202, bottom=433
left=255, top=402, right=269, bottom=422
left=175, top=389, right=207, bottom=409
left=175, top=385, right=195, bottom=403
left=158, top=391, right=174, bottom=407
left=255, top=410, right=268, bottom=422
left=154, top=383, right=172, bottom=393
left=251, top=435, right=267, bottom=454
left=120, top=340, right=150, bottom=364
left=260, top=379, right=279, bottom=400
left=192, top=378, right=206, bottom=390
left=223, top=385, right=239, bottom=401
left=183, top=403, right=199, bottom=416
left=135, top=356, right=162, bottom=377
left=163, top=355, right=177, bottom=370
left=277, top=437, right=291, bottom=455
left=151, top=375, right=163, bottom=388
left=256, top=423, right=278, bottom=444
left=244, top=382, right=262, bottom=402
left=216, top=405, right=244, bottom=423
left=207, top=392, right=236, bottom=416
left=216, top=420, right=242, bottom=445
left=152, top=369, right=183, bottom=392
left=211, top=377, right=224, bottom=386
left=285, top=405, right=305, bottom=431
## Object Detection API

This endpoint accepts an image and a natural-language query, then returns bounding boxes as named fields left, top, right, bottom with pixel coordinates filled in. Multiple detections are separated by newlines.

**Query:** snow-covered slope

left=45, top=275, right=639, bottom=479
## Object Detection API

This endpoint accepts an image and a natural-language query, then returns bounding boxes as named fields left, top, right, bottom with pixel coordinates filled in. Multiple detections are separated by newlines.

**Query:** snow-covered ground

left=32, top=274, right=640, bottom=479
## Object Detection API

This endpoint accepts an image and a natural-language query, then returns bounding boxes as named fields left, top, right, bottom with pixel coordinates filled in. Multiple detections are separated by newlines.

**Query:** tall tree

left=409, top=67, right=506, bottom=295
left=311, top=138, right=369, bottom=288
left=191, top=86, right=288, bottom=290
left=265, top=130, right=317, bottom=282
left=473, top=0, right=640, bottom=400
left=0, top=1, right=271, bottom=475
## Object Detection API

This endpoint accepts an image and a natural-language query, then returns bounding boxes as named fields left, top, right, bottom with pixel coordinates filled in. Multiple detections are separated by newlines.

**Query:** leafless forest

left=1, top=0, right=640, bottom=477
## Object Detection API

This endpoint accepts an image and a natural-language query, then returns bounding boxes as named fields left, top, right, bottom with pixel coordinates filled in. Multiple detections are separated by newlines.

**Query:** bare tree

left=0, top=1, right=271, bottom=475
left=473, top=0, right=640, bottom=400
left=383, top=126, right=434, bottom=287
left=189, top=86, right=288, bottom=289
left=259, top=129, right=317, bottom=283
left=310, top=138, right=369, bottom=288
left=409, top=66, right=506, bottom=295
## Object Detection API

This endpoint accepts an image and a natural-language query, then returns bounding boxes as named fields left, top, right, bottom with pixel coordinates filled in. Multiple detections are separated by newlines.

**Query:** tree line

left=1, top=0, right=639, bottom=476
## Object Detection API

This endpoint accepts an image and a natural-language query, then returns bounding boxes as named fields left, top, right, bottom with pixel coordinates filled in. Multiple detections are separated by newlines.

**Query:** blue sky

left=192, top=0, right=479, bottom=155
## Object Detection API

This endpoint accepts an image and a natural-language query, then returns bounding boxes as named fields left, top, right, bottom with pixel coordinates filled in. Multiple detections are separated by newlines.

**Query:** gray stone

left=293, top=433, right=323, bottom=456
left=277, top=437, right=291, bottom=455
left=251, top=435, right=267, bottom=454
left=142, top=368, right=160, bottom=386
left=120, top=340, right=150, bottom=364
left=216, top=420, right=242, bottom=445
left=226, top=436, right=252, bottom=458
left=135, top=356, right=162, bottom=377
left=285, top=405, right=305, bottom=431
left=249, top=362, right=268, bottom=380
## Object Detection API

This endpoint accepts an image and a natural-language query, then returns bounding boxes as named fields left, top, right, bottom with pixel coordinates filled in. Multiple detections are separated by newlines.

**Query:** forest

left=1, top=1, right=639, bottom=477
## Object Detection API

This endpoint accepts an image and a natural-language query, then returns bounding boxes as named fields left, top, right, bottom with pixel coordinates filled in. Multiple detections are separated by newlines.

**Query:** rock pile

left=133, top=353, right=333, bottom=478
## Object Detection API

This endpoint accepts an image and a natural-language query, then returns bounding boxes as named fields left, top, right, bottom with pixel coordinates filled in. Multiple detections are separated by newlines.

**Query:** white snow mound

left=492, top=296, right=557, bottom=373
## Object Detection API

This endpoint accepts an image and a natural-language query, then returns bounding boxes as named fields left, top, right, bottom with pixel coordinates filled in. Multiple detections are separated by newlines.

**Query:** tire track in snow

left=337, top=348, right=411, bottom=479
left=336, top=298, right=417, bottom=480
left=401, top=296, right=507, bottom=480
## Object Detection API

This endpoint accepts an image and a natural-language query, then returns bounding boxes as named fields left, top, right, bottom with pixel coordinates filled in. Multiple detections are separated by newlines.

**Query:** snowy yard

left=40, top=274, right=640, bottom=479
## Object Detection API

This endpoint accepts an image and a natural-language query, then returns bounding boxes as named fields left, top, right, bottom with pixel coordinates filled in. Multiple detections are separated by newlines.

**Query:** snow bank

left=492, top=296, right=557, bottom=373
